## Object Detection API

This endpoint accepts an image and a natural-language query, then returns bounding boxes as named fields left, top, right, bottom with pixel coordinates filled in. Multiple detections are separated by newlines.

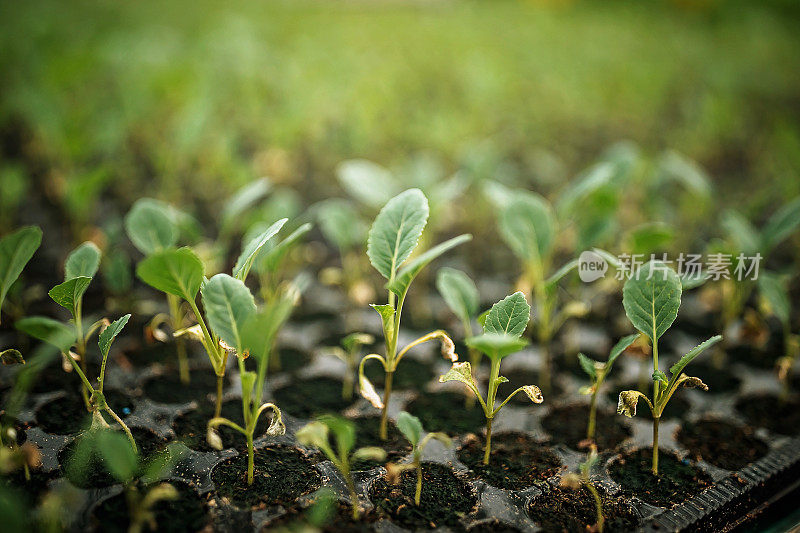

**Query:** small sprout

left=559, top=446, right=605, bottom=532
left=440, top=292, right=543, bottom=464
left=619, top=260, right=722, bottom=474
left=0, top=226, right=42, bottom=325
left=296, top=416, right=387, bottom=520
left=578, top=333, right=638, bottom=445
left=394, top=411, right=451, bottom=505
left=329, top=332, right=374, bottom=400
left=359, top=189, right=471, bottom=440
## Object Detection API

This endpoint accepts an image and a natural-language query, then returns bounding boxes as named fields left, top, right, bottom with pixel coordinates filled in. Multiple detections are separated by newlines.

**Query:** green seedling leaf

left=49, top=276, right=92, bottom=317
left=124, top=198, right=178, bottom=255
left=607, top=333, right=639, bottom=368
left=466, top=332, right=529, bottom=360
left=141, top=443, right=186, bottom=484
left=241, top=292, right=296, bottom=363
left=201, top=274, right=256, bottom=354
left=257, top=222, right=313, bottom=274
left=483, top=292, right=530, bottom=337
left=98, top=314, right=131, bottom=357
left=16, top=316, right=76, bottom=353
left=319, top=415, right=356, bottom=456
left=351, top=446, right=387, bottom=463
left=761, top=196, right=800, bottom=253
left=387, top=234, right=472, bottom=298
left=220, top=178, right=271, bottom=235
left=476, top=309, right=489, bottom=329
left=545, top=259, right=579, bottom=289
left=669, top=335, right=723, bottom=378
left=0, top=349, right=24, bottom=365
left=439, top=361, right=476, bottom=387
left=341, top=332, right=374, bottom=353
left=232, top=217, right=288, bottom=281
left=436, top=267, right=479, bottom=324
left=396, top=411, right=423, bottom=446
left=498, top=192, right=555, bottom=263
left=652, top=370, right=668, bottom=383
left=721, top=210, right=759, bottom=254
left=64, top=242, right=101, bottom=280
left=296, top=421, right=329, bottom=451
left=316, top=198, right=365, bottom=251
left=680, top=272, right=709, bottom=290
left=622, top=261, right=681, bottom=343
left=337, top=159, right=398, bottom=208
left=370, top=303, right=396, bottom=342
left=758, top=272, right=790, bottom=327
left=577, top=353, right=597, bottom=381
left=0, top=226, right=42, bottom=319
left=367, top=189, right=429, bottom=279
left=656, top=150, right=712, bottom=198
left=95, top=430, right=138, bottom=483
left=136, top=247, right=204, bottom=301
left=629, top=223, right=673, bottom=256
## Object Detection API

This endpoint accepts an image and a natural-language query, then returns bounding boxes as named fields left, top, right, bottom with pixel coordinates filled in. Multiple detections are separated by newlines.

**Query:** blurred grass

left=1, top=0, right=799, bottom=219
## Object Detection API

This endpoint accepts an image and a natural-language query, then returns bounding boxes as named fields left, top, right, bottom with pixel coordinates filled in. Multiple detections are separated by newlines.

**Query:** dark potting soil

left=608, top=448, right=712, bottom=507
left=142, top=370, right=219, bottom=405
left=541, top=404, right=631, bottom=451
left=35, top=390, right=134, bottom=435
left=211, top=446, right=321, bottom=509
left=364, top=358, right=434, bottom=390
left=270, top=346, right=314, bottom=374
left=406, top=390, right=485, bottom=434
left=735, top=394, right=800, bottom=436
left=527, top=485, right=640, bottom=533
left=350, top=415, right=410, bottom=471
left=676, top=419, right=768, bottom=471
left=172, top=398, right=271, bottom=452
left=262, top=501, right=377, bottom=533
left=457, top=433, right=563, bottom=490
left=605, top=383, right=691, bottom=421
left=466, top=518, right=521, bottom=533
left=370, top=461, right=477, bottom=530
left=684, top=360, right=741, bottom=394
left=91, top=481, right=209, bottom=533
left=60, top=427, right=167, bottom=489
left=271, top=375, right=353, bottom=420
left=30, top=361, right=101, bottom=394
left=1, top=468, right=53, bottom=506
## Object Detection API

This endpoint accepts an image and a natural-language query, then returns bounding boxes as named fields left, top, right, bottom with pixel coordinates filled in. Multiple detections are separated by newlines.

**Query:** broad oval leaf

left=241, top=293, right=296, bottom=363
left=16, top=316, right=76, bottom=353
left=396, top=411, right=423, bottom=447
left=577, top=353, right=598, bottom=381
left=232, top=217, right=287, bottom=281
left=387, top=234, right=472, bottom=298
left=136, top=247, right=204, bottom=302
left=124, top=198, right=178, bottom=255
left=498, top=192, right=555, bottom=263
left=483, top=292, right=530, bottom=337
left=201, top=274, right=256, bottom=354
left=337, top=159, right=398, bottom=208
left=367, top=189, right=429, bottom=279
left=466, top=332, right=529, bottom=360
left=99, top=314, right=131, bottom=357
left=65, top=242, right=101, bottom=280
left=669, top=335, right=723, bottom=378
left=49, top=276, right=92, bottom=317
left=435, top=267, right=479, bottom=324
left=316, top=198, right=365, bottom=251
left=622, top=261, right=681, bottom=342
left=0, top=225, right=42, bottom=318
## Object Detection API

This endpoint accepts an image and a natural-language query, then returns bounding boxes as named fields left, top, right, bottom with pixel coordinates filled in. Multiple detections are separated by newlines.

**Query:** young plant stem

left=167, top=294, right=190, bottom=384
left=246, top=433, right=255, bottom=485
left=586, top=482, right=605, bottom=533
left=652, top=338, right=660, bottom=475
left=345, top=467, right=359, bottom=520
left=483, top=357, right=501, bottom=465
left=652, top=416, right=660, bottom=475
left=105, top=404, right=137, bottom=452
left=74, top=301, right=91, bottom=410
left=415, top=461, right=423, bottom=506
left=587, top=389, right=598, bottom=441
left=214, top=373, right=224, bottom=419
left=379, top=370, right=394, bottom=440
left=483, top=417, right=494, bottom=465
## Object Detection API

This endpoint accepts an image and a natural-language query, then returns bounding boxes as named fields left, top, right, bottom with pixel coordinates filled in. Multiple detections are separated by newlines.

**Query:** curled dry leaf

left=679, top=376, right=709, bottom=391
left=617, top=390, right=644, bottom=418
left=359, top=373, right=383, bottom=409
left=522, top=385, right=544, bottom=403
left=206, top=428, right=223, bottom=450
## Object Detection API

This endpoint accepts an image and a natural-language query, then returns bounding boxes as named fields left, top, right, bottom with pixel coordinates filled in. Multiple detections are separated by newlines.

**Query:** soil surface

left=369, top=461, right=477, bottom=529
left=608, top=448, right=712, bottom=507
left=269, top=346, right=314, bottom=374
left=541, top=404, right=631, bottom=451
left=466, top=519, right=521, bottom=533
left=350, top=415, right=410, bottom=471
left=262, top=501, right=376, bottom=532
left=676, top=419, right=768, bottom=471
left=91, top=481, right=209, bottom=532
left=142, top=370, right=219, bottom=405
left=211, top=446, right=321, bottom=509
left=172, top=398, right=271, bottom=452
left=406, top=390, right=485, bottom=434
left=364, top=358, right=434, bottom=390
left=457, top=433, right=563, bottom=490
left=35, top=390, right=134, bottom=435
left=272, top=375, right=354, bottom=420
left=527, top=485, right=640, bottom=533
left=735, top=394, right=800, bottom=436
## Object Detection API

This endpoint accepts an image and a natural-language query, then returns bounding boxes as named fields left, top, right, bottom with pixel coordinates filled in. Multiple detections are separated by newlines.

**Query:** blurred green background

left=1, top=0, right=799, bottom=236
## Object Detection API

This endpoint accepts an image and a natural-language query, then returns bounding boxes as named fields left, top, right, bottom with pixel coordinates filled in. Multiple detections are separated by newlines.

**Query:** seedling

left=358, top=189, right=471, bottom=440
left=577, top=334, right=638, bottom=445
left=316, top=198, right=370, bottom=304
left=616, top=260, right=722, bottom=474
left=757, top=273, right=798, bottom=399
left=497, top=191, right=586, bottom=394
left=0, top=226, right=42, bottom=324
left=67, top=429, right=184, bottom=533
left=205, top=278, right=300, bottom=485
left=296, top=415, right=386, bottom=520
left=560, top=446, right=604, bottom=533
left=440, top=292, right=544, bottom=464
left=391, top=411, right=451, bottom=506
left=436, top=267, right=481, bottom=406
left=328, top=333, right=374, bottom=400
left=125, top=198, right=194, bottom=383
left=136, top=217, right=288, bottom=420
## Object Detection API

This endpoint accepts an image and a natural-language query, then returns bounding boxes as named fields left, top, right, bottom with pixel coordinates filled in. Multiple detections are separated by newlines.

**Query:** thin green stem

left=415, top=460, right=423, bottom=506
left=168, top=294, right=190, bottom=384
left=652, top=416, right=660, bottom=475
left=246, top=433, right=255, bottom=485
left=483, top=417, right=494, bottom=465
left=587, top=390, right=598, bottom=442
left=105, top=405, right=137, bottom=453
left=214, top=373, right=224, bottom=419
left=379, top=370, right=394, bottom=440
left=586, top=482, right=604, bottom=533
